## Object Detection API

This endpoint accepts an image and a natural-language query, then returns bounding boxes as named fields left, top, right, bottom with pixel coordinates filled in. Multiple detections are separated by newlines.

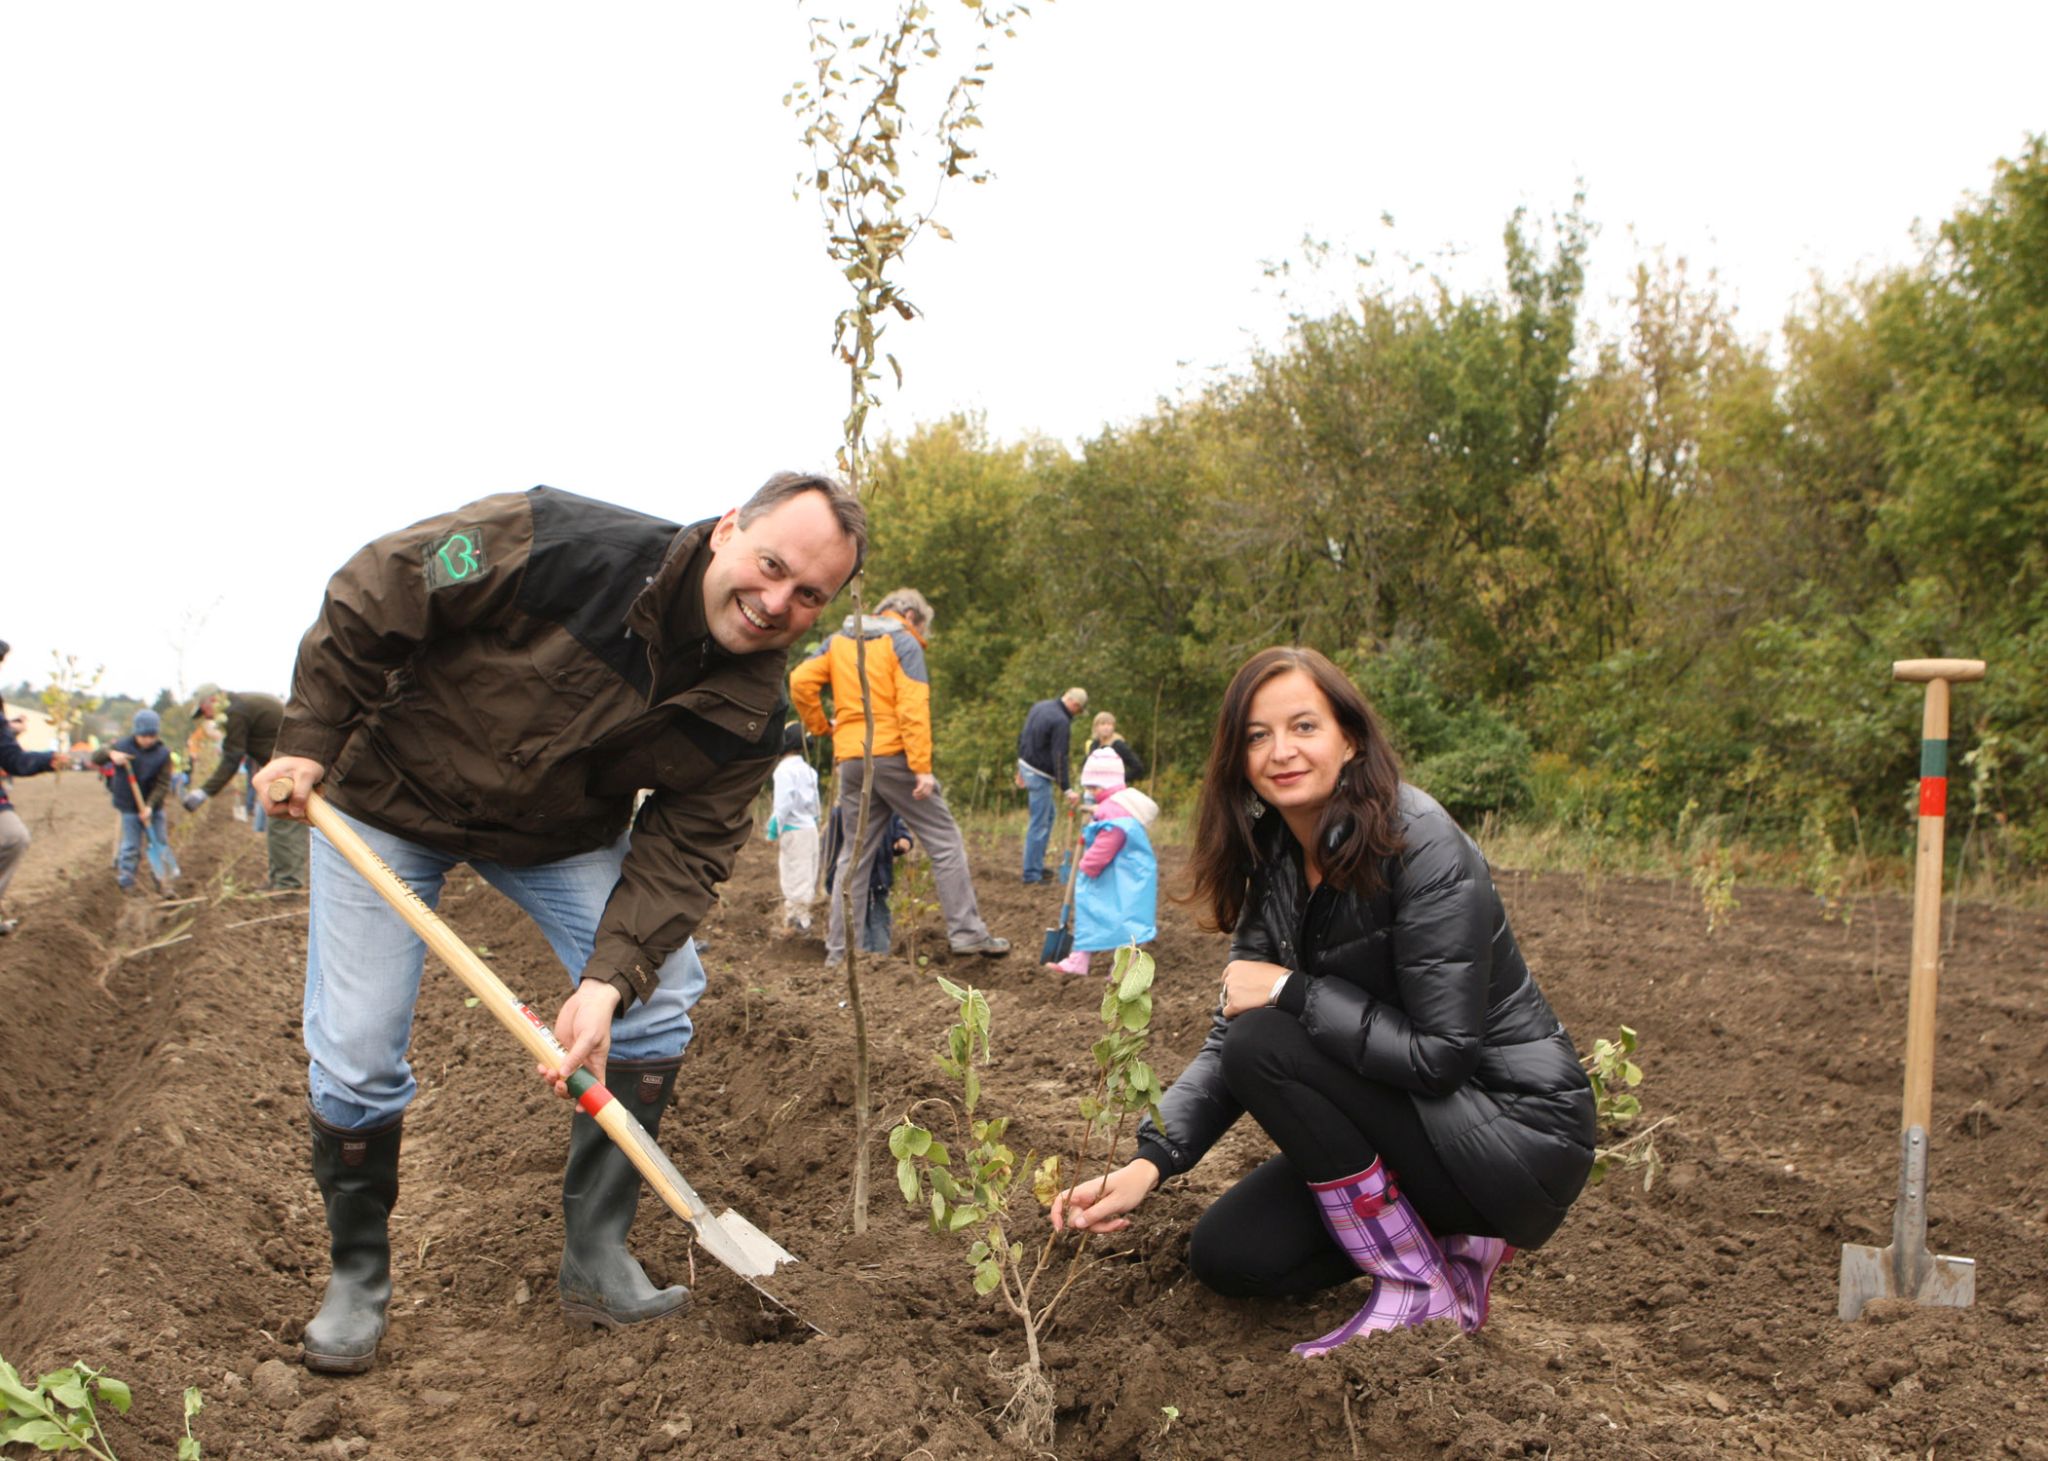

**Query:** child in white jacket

left=772, top=723, right=822, bottom=933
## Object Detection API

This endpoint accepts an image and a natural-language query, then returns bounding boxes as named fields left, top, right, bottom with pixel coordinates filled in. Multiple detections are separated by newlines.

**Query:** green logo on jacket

left=424, top=530, right=488, bottom=590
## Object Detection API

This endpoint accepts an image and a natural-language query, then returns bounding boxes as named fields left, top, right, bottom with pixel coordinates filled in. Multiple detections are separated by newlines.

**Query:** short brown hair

left=738, top=472, right=868, bottom=573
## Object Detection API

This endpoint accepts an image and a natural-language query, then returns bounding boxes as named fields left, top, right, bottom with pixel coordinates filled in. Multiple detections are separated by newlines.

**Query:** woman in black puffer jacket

left=1053, top=646, right=1594, bottom=1356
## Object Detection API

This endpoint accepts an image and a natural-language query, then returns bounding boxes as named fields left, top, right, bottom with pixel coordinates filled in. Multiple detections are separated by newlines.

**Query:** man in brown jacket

left=181, top=685, right=309, bottom=888
left=255, top=473, right=864, bottom=1373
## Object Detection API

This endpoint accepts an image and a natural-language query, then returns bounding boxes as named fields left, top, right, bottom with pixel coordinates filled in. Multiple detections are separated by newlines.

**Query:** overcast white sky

left=4, top=1, right=2043, bottom=704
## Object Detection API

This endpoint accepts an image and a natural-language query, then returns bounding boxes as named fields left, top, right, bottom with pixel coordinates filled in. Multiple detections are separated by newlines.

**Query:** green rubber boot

left=558, top=1056, right=692, bottom=1329
left=303, top=1112, right=402, bottom=1374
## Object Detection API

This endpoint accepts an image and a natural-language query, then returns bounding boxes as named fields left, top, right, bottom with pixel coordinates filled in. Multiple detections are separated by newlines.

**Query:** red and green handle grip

left=1890, top=658, right=1985, bottom=1135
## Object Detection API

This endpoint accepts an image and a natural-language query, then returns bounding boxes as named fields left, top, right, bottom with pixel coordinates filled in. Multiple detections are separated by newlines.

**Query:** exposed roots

left=987, top=1348, right=1055, bottom=1453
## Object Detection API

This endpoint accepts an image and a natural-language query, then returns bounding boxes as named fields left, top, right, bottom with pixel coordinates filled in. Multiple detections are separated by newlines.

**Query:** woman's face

left=1244, top=669, right=1355, bottom=816
left=1094, top=714, right=1116, bottom=743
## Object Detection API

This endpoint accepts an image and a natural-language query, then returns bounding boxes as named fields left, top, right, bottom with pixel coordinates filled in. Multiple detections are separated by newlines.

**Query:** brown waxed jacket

left=275, top=487, right=789, bottom=1010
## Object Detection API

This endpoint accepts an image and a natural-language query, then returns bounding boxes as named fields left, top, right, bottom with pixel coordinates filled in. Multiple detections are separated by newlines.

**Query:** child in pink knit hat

left=1046, top=747, right=1159, bottom=975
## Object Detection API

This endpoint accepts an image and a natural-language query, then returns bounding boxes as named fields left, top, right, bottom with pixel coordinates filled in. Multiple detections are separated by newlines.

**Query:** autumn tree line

left=847, top=137, right=2047, bottom=881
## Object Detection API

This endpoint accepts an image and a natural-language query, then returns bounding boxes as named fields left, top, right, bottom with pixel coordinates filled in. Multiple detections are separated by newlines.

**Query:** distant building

left=5, top=703, right=58, bottom=752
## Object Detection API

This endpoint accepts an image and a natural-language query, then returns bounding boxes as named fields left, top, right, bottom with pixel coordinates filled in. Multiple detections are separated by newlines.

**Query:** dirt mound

left=3, top=803, right=2044, bottom=1459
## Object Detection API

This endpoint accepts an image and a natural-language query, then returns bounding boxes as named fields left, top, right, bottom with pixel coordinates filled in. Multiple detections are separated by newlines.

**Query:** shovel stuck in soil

left=272, top=782, right=816, bottom=1327
left=1838, top=658, right=1982, bottom=1322
left=1040, top=802, right=1089, bottom=964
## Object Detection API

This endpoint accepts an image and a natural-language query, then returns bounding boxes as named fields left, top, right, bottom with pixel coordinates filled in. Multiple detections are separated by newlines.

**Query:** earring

left=1243, top=788, right=1266, bottom=821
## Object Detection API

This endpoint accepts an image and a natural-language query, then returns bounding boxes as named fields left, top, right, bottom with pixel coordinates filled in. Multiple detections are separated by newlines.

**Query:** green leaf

left=967, top=1240, right=990, bottom=1264
left=926, top=1140, right=951, bottom=1168
left=963, top=1066, right=980, bottom=1112
left=46, top=1377, right=87, bottom=1411
left=1099, top=983, right=1121, bottom=1026
left=936, top=974, right=968, bottom=1002
left=1619, top=1025, right=1638, bottom=1053
left=95, top=1376, right=131, bottom=1414
left=905, top=1127, right=932, bottom=1157
left=931, top=1191, right=946, bottom=1228
left=180, top=1439, right=203, bottom=1461
left=4, top=1419, right=68, bottom=1448
left=947, top=1204, right=979, bottom=1232
left=973, top=1259, right=1002, bottom=1295
left=898, top=1156, right=920, bottom=1203
left=1121, top=993, right=1152, bottom=1032
left=888, top=1124, right=918, bottom=1160
left=1118, top=949, right=1155, bottom=1001
left=930, top=1167, right=960, bottom=1202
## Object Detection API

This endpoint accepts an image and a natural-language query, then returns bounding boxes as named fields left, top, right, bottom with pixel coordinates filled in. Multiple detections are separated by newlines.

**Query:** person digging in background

left=1086, top=709, right=1147, bottom=788
left=91, top=708, right=182, bottom=891
left=181, top=685, right=308, bottom=890
left=1053, top=646, right=1594, bottom=1355
left=771, top=721, right=822, bottom=935
left=0, top=638, right=72, bottom=936
left=790, top=586, right=1009, bottom=965
left=1015, top=686, right=1087, bottom=883
left=252, top=474, right=865, bottom=1374
left=1044, top=745, right=1159, bottom=977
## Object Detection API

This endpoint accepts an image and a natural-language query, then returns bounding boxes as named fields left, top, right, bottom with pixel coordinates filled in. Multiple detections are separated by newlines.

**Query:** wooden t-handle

left=1893, top=659, right=1985, bottom=684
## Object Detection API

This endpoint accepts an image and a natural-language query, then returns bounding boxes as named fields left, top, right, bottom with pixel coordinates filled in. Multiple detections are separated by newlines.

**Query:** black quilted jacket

left=1134, top=784, right=1595, bottom=1248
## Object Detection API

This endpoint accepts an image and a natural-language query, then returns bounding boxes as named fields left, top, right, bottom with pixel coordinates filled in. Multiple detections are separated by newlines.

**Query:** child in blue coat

left=1046, top=746, right=1158, bottom=975
left=91, top=709, right=182, bottom=890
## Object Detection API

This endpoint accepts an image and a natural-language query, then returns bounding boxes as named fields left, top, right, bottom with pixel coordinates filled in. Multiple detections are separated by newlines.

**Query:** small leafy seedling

left=0, top=1354, right=202, bottom=1460
left=1582, top=1025, right=1667, bottom=1189
left=890, top=945, right=1167, bottom=1449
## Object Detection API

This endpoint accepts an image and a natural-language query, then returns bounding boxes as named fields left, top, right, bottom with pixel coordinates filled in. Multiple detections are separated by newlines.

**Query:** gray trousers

left=0, top=808, right=29, bottom=909
left=825, top=753, right=989, bottom=957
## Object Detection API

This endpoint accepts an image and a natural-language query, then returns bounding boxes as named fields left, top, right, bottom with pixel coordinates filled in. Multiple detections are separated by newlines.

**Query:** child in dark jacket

left=92, top=710, right=182, bottom=890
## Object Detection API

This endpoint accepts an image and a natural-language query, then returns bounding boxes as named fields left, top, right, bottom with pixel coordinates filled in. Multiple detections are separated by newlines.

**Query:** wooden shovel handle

left=1895, top=658, right=1985, bottom=1133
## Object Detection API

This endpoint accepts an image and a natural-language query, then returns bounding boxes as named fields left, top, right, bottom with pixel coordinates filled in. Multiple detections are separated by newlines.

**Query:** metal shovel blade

left=1838, top=1127, right=1976, bottom=1320
left=1040, top=922, right=1074, bottom=964
left=626, top=1121, right=794, bottom=1279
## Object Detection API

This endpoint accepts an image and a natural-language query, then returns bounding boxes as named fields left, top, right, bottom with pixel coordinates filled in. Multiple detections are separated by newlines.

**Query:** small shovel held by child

left=1040, top=796, right=1091, bottom=963
left=122, top=764, right=173, bottom=891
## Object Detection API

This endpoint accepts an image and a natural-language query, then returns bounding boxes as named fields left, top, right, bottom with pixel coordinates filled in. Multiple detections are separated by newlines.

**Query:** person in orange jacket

left=789, top=587, right=1009, bottom=965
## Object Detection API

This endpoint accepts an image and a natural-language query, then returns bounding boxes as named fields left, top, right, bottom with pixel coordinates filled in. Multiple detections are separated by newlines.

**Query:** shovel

left=1838, top=657, right=1983, bottom=1321
left=122, top=765, right=172, bottom=892
left=270, top=782, right=814, bottom=1323
left=1040, top=799, right=1090, bottom=964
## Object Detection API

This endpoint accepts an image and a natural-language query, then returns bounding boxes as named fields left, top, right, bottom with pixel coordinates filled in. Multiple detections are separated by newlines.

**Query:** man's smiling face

left=699, top=490, right=858, bottom=655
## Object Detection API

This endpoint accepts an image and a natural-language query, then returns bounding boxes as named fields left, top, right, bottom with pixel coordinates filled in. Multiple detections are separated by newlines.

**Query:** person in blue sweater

left=1, top=638, right=73, bottom=934
left=1015, top=687, right=1087, bottom=883
left=92, top=709, right=182, bottom=891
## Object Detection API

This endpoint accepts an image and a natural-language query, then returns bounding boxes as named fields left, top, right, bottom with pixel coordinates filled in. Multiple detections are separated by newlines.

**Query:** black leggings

left=1186, top=1008, right=1498, bottom=1299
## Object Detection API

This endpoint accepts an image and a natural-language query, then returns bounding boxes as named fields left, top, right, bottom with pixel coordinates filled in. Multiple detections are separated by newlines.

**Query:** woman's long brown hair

left=1184, top=646, right=1406, bottom=933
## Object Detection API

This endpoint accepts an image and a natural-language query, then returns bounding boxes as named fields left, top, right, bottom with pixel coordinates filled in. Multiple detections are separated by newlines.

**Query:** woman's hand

left=1052, top=1158, right=1160, bottom=1233
left=1221, top=959, right=1291, bottom=1017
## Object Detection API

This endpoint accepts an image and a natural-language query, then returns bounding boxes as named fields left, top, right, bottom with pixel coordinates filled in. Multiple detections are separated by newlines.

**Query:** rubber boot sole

left=560, top=1289, right=693, bottom=1332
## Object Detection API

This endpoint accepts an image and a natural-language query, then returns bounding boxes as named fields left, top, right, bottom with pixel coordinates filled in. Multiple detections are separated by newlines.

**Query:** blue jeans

left=304, top=806, right=705, bottom=1129
left=114, top=810, right=180, bottom=887
left=1021, top=766, right=1057, bottom=881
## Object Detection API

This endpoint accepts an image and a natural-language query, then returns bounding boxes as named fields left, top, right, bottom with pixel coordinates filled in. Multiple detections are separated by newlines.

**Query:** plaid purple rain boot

left=1292, top=1159, right=1458, bottom=1358
left=1441, top=1235, right=1516, bottom=1333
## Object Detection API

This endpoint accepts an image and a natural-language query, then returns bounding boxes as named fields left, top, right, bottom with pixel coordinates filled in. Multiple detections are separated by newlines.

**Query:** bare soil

left=3, top=770, right=2044, bottom=1459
